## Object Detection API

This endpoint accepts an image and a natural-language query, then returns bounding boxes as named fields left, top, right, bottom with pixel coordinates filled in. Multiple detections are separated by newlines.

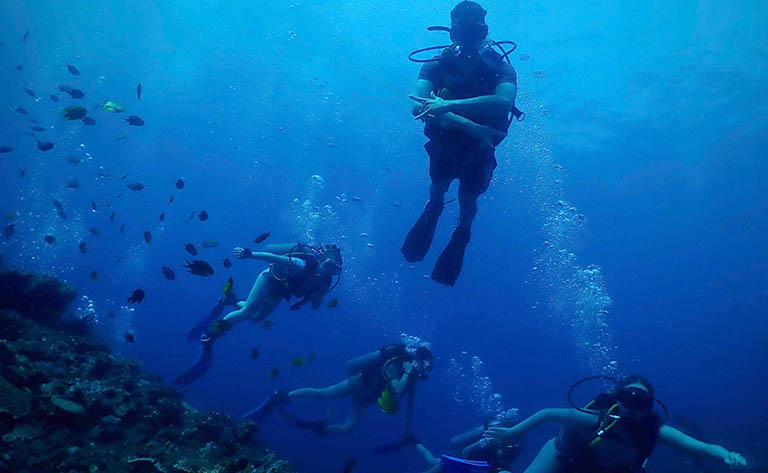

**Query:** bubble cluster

left=282, top=175, right=339, bottom=244
left=74, top=295, right=98, bottom=325
left=399, top=333, right=431, bottom=353
left=447, top=352, right=512, bottom=418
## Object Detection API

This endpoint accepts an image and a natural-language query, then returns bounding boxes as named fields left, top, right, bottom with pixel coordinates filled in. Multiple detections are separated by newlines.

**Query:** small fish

left=250, top=348, right=260, bottom=359
left=4, top=223, right=15, bottom=239
left=102, top=101, right=124, bottom=113
left=114, top=136, right=127, bottom=141
left=58, top=85, right=84, bottom=99
left=222, top=258, right=232, bottom=268
left=23, top=87, right=35, bottom=97
left=127, top=289, right=145, bottom=304
left=342, top=457, right=357, bottom=473
left=119, top=174, right=128, bottom=180
left=114, top=256, right=122, bottom=263
left=53, top=200, right=67, bottom=219
left=182, top=259, right=215, bottom=276
left=44, top=235, right=56, bottom=245
left=31, top=126, right=45, bottom=132
left=198, top=239, right=218, bottom=248
left=90, top=271, right=98, bottom=281
left=0, top=146, right=12, bottom=153
left=168, top=195, right=175, bottom=204
left=82, top=116, right=96, bottom=126
left=124, top=333, right=135, bottom=343
left=174, top=178, right=185, bottom=189
left=267, top=368, right=279, bottom=379
left=198, top=210, right=208, bottom=221
left=108, top=311, right=115, bottom=317
left=126, top=182, right=146, bottom=191
left=184, top=242, right=198, bottom=255
left=66, top=64, right=80, bottom=76
left=327, top=297, right=340, bottom=309
left=137, top=82, right=142, bottom=101
left=37, top=140, right=53, bottom=151
left=62, top=106, right=87, bottom=120
left=143, top=230, right=152, bottom=244
left=254, top=231, right=271, bottom=244
left=309, top=351, right=315, bottom=364
left=222, top=276, right=234, bottom=295
left=49, top=94, right=59, bottom=102
left=79, top=241, right=87, bottom=253
left=261, top=320, right=274, bottom=330
left=162, top=266, right=175, bottom=280
left=158, top=212, right=165, bottom=222
left=15, top=107, right=28, bottom=115
left=124, top=115, right=144, bottom=126
left=90, top=201, right=98, bottom=212
left=119, top=225, right=125, bottom=235
left=67, top=178, right=79, bottom=189
left=68, top=156, right=81, bottom=165
left=23, top=30, right=30, bottom=43
left=30, top=119, right=37, bottom=124
left=89, top=227, right=100, bottom=236
left=110, top=212, right=115, bottom=222
left=291, top=356, right=306, bottom=367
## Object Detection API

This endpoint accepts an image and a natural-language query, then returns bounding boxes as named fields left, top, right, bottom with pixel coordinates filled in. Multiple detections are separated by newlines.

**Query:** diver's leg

left=523, top=438, right=562, bottom=473
left=416, top=443, right=441, bottom=466
left=221, top=270, right=273, bottom=325
left=457, top=189, right=479, bottom=230
left=289, top=377, right=353, bottom=400
left=325, top=399, right=366, bottom=434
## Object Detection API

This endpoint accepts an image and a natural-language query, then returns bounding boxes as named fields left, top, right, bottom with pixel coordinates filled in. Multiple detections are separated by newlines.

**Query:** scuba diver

left=402, top=1, right=522, bottom=286
left=173, top=242, right=342, bottom=385
left=412, top=413, right=523, bottom=473
left=483, top=376, right=748, bottom=472
left=241, top=343, right=434, bottom=436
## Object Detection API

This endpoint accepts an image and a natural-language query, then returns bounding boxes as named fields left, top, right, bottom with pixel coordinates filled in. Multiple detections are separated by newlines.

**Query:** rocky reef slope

left=0, top=265, right=291, bottom=473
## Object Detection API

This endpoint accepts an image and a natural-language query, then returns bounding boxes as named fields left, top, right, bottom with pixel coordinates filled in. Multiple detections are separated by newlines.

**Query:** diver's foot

left=431, top=225, right=471, bottom=287
left=401, top=200, right=443, bottom=262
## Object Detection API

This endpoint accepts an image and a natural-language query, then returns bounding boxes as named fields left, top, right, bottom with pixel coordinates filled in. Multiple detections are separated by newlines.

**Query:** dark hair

left=414, top=346, right=434, bottom=363
left=451, top=1, right=487, bottom=25
left=614, top=375, right=654, bottom=398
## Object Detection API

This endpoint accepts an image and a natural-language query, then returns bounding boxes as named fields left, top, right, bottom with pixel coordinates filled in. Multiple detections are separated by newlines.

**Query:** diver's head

left=450, top=1, right=489, bottom=52
left=411, top=346, right=434, bottom=378
left=320, top=244, right=343, bottom=276
left=613, top=376, right=655, bottom=420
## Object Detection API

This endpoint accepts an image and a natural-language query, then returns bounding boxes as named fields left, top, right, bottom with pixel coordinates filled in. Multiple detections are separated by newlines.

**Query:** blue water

left=1, top=0, right=767, bottom=472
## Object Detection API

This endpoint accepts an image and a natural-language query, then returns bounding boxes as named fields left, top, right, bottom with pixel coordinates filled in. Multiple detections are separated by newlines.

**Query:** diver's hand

left=410, top=92, right=452, bottom=120
left=484, top=426, right=520, bottom=445
left=724, top=451, right=747, bottom=469
left=233, top=247, right=253, bottom=259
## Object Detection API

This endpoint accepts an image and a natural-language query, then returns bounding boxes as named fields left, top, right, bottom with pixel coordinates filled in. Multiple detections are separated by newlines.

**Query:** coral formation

left=0, top=268, right=292, bottom=473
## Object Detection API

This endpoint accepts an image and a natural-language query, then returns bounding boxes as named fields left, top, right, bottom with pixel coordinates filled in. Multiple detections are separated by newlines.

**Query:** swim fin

left=431, top=225, right=471, bottom=287
left=402, top=200, right=443, bottom=262
left=172, top=335, right=214, bottom=385
left=240, top=390, right=289, bottom=424
left=279, top=408, right=327, bottom=436
left=187, top=281, right=238, bottom=340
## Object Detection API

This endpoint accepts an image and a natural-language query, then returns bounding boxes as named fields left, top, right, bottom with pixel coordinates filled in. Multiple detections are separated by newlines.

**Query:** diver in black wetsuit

left=484, top=376, right=748, bottom=473
left=403, top=1, right=520, bottom=286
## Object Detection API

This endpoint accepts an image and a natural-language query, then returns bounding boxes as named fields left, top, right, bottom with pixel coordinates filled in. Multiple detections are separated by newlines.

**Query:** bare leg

left=416, top=443, right=441, bottom=466
left=326, top=398, right=366, bottom=434
left=523, top=438, right=563, bottom=473
left=289, top=377, right=354, bottom=400
left=222, top=269, right=282, bottom=325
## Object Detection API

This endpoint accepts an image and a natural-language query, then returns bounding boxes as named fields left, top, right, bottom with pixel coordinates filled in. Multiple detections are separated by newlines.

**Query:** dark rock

left=0, top=270, right=76, bottom=324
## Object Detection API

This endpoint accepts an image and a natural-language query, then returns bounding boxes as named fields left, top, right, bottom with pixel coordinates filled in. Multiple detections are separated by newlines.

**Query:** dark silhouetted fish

left=82, top=116, right=96, bottom=126
left=15, top=107, right=28, bottom=115
left=125, top=115, right=144, bottom=126
left=37, top=140, right=53, bottom=151
left=4, top=223, right=14, bottom=239
left=124, top=333, right=135, bottom=343
left=126, top=182, right=146, bottom=191
left=49, top=94, right=59, bottom=102
left=119, top=174, right=128, bottom=180
left=66, top=64, right=80, bottom=76
left=119, top=224, right=125, bottom=235
left=0, top=146, right=12, bottom=153
left=68, top=156, right=81, bottom=165
left=90, top=271, right=98, bottom=281
left=184, top=242, right=198, bottom=256
left=342, top=458, right=357, bottom=473
left=90, top=201, right=98, bottom=212
left=67, top=179, right=79, bottom=190
left=267, top=368, right=279, bottom=379
left=143, top=230, right=152, bottom=244
left=23, top=30, right=30, bottom=43
left=182, top=259, right=215, bottom=276
left=198, top=210, right=208, bottom=221
left=261, top=320, right=274, bottom=330
left=59, top=85, right=85, bottom=99
left=44, top=235, right=56, bottom=245
left=175, top=178, right=184, bottom=189
left=254, top=231, right=271, bottom=244
left=53, top=200, right=67, bottom=219
left=291, top=356, right=305, bottom=367
left=62, top=106, right=87, bottom=120
left=23, top=87, right=35, bottom=97
left=158, top=212, right=165, bottom=222
left=327, top=297, right=339, bottom=308
left=222, top=258, right=232, bottom=268
left=89, top=227, right=100, bottom=236
left=137, top=83, right=142, bottom=101
left=127, top=289, right=145, bottom=304
left=110, top=212, right=115, bottom=222
left=31, top=126, right=45, bottom=132
left=162, top=266, right=175, bottom=280
left=250, top=348, right=259, bottom=359
left=168, top=195, right=175, bottom=204
left=79, top=241, right=87, bottom=253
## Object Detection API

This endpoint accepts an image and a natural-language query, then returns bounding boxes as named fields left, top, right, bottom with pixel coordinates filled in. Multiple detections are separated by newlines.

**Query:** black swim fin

left=240, top=390, right=289, bottom=424
left=402, top=200, right=443, bottom=262
left=431, top=225, right=471, bottom=287
left=172, top=336, right=214, bottom=385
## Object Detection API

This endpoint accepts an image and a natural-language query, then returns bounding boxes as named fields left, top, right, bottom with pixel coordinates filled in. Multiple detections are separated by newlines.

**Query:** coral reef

left=0, top=268, right=292, bottom=473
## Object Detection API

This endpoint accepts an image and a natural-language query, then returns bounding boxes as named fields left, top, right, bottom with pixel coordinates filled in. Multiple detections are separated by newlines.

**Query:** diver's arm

left=233, top=248, right=307, bottom=269
left=430, top=113, right=505, bottom=143
left=450, top=425, right=486, bottom=452
left=391, top=362, right=415, bottom=396
left=658, top=426, right=747, bottom=468
left=485, top=408, right=595, bottom=444
left=445, top=82, right=517, bottom=116
left=412, top=79, right=435, bottom=117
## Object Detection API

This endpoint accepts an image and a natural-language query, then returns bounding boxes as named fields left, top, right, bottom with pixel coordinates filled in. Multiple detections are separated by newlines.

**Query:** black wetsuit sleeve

left=498, top=63, right=517, bottom=86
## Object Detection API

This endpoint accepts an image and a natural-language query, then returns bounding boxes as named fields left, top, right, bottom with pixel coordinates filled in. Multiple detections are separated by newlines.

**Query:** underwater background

left=1, top=0, right=767, bottom=472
